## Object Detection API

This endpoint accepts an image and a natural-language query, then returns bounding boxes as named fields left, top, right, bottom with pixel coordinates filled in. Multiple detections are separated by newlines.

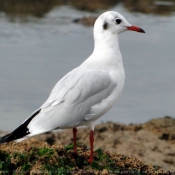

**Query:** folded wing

left=28, top=69, right=117, bottom=134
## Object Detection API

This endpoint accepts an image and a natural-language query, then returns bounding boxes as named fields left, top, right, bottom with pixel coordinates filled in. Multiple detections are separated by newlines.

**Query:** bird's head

left=94, top=11, right=145, bottom=38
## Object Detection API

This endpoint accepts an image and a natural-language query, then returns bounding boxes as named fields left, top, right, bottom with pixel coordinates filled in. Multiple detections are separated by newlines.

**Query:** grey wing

left=63, top=70, right=117, bottom=125
left=41, top=67, right=80, bottom=108
left=45, top=71, right=117, bottom=127
left=28, top=70, right=117, bottom=133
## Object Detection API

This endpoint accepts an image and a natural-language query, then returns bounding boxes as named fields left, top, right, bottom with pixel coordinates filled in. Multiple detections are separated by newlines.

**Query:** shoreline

left=0, top=116, right=175, bottom=172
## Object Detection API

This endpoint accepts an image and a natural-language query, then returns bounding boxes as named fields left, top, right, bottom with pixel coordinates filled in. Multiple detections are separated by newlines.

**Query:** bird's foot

left=88, top=157, right=93, bottom=164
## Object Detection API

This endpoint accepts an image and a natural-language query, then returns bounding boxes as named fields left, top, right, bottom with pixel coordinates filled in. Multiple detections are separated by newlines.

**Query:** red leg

left=73, top=127, right=77, bottom=153
left=88, top=130, right=94, bottom=163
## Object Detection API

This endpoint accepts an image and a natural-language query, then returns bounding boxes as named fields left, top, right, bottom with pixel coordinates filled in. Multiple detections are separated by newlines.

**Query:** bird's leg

left=73, top=127, right=77, bottom=153
left=88, top=130, right=94, bottom=163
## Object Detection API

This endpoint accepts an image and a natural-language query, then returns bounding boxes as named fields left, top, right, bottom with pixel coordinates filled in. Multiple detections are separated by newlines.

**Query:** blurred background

left=0, top=0, right=175, bottom=131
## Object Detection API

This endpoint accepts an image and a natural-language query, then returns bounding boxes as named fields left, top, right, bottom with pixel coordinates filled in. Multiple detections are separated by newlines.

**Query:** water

left=0, top=2, right=175, bottom=131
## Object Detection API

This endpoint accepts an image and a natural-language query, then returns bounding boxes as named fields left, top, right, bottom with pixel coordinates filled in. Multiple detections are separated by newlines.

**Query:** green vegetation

left=0, top=140, right=169, bottom=175
left=64, top=143, right=74, bottom=151
left=0, top=151, right=11, bottom=172
left=38, top=147, right=54, bottom=156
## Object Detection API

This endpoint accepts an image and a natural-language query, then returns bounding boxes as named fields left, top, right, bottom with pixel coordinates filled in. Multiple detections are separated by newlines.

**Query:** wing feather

left=28, top=69, right=117, bottom=133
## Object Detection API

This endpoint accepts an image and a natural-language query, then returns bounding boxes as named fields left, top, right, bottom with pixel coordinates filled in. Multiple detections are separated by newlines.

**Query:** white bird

left=0, top=11, right=145, bottom=163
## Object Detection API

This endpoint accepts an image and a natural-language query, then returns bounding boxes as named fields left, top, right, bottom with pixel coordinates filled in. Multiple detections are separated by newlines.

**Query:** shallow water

left=0, top=2, right=175, bottom=131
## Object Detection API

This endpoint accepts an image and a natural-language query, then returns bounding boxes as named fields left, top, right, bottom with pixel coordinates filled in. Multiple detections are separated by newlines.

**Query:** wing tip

left=0, top=108, right=41, bottom=144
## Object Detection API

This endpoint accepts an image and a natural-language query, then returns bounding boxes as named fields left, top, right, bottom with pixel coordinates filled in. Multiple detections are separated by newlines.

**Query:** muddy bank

left=0, top=116, right=175, bottom=173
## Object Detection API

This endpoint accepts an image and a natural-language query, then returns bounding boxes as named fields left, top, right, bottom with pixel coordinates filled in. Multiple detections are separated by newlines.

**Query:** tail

left=0, top=109, right=41, bottom=144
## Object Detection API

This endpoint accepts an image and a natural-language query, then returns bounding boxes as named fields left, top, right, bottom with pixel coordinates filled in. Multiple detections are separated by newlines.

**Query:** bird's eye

left=115, top=18, right=121, bottom=24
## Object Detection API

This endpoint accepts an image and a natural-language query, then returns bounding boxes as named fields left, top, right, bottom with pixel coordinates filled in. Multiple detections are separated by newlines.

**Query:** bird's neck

left=92, top=34, right=123, bottom=68
left=94, top=34, right=120, bottom=52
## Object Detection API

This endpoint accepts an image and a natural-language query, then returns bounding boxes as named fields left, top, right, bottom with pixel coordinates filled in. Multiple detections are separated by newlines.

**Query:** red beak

left=127, top=25, right=145, bottom=33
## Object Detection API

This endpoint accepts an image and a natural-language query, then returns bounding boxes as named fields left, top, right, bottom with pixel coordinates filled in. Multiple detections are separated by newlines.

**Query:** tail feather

left=0, top=109, right=41, bottom=144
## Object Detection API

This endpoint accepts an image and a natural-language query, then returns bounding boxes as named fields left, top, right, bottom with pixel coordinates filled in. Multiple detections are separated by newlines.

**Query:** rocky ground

left=0, top=116, right=175, bottom=174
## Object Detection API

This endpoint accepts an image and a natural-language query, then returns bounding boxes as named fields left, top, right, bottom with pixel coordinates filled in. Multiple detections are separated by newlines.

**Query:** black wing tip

left=0, top=108, right=41, bottom=145
left=0, top=133, right=11, bottom=144
left=0, top=127, right=28, bottom=144
left=0, top=123, right=30, bottom=144
left=0, top=132, right=18, bottom=144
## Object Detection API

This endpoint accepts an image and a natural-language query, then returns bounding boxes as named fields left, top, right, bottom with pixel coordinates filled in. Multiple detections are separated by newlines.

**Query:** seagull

left=0, top=11, right=145, bottom=163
